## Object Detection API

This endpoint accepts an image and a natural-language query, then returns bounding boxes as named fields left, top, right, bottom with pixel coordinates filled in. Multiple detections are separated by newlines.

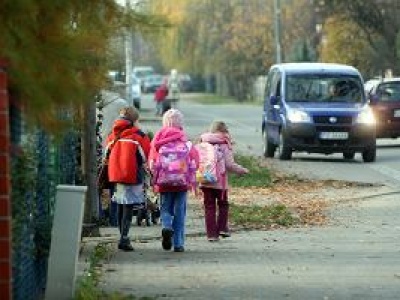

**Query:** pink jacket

left=199, top=132, right=248, bottom=190
left=149, top=127, right=199, bottom=192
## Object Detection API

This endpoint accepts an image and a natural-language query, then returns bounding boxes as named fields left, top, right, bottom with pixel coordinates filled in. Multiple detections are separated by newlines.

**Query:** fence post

left=0, top=59, right=12, bottom=300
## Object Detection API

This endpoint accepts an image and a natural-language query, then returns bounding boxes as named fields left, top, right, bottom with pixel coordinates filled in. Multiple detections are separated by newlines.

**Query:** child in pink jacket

left=199, top=121, right=249, bottom=241
left=149, top=109, right=199, bottom=252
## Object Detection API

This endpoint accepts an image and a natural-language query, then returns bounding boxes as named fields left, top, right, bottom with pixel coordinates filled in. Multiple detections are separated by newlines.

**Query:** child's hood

left=200, top=132, right=232, bottom=148
left=152, top=127, right=187, bottom=150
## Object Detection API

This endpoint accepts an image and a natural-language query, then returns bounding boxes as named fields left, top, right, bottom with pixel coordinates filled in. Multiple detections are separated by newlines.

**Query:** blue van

left=262, top=63, right=376, bottom=162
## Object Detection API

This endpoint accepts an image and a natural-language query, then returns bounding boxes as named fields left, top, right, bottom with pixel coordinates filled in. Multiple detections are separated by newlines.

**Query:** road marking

left=370, top=165, right=400, bottom=182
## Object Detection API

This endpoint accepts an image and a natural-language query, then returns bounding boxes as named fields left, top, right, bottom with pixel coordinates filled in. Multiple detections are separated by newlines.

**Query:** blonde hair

left=119, top=106, right=139, bottom=123
left=210, top=121, right=229, bottom=133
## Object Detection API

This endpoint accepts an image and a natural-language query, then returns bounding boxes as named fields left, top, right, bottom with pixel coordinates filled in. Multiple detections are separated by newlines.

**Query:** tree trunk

left=82, top=100, right=99, bottom=225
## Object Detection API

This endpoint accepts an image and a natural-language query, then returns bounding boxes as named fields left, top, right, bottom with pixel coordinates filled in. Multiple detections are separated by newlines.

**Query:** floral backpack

left=195, top=142, right=225, bottom=187
left=153, top=141, right=196, bottom=188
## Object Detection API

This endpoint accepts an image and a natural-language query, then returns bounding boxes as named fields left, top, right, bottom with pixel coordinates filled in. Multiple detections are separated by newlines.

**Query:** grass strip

left=229, top=203, right=299, bottom=229
left=229, top=154, right=272, bottom=188
left=75, top=243, right=153, bottom=300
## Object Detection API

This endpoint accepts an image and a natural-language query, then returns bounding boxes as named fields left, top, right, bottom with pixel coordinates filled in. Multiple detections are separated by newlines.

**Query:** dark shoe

left=208, top=237, right=219, bottom=242
left=174, top=246, right=185, bottom=252
left=161, top=228, right=173, bottom=250
left=219, top=231, right=231, bottom=238
left=118, top=243, right=134, bottom=252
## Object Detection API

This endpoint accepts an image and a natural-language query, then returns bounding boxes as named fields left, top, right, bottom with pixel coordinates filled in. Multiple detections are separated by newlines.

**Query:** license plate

left=319, top=132, right=348, bottom=140
left=394, top=109, right=400, bottom=117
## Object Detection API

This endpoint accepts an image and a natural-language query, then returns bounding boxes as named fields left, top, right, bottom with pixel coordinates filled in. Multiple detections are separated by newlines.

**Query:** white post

left=45, top=185, right=87, bottom=300
left=125, top=0, right=133, bottom=105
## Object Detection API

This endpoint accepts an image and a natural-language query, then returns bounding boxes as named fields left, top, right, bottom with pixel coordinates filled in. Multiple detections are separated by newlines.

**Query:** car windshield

left=285, top=74, right=364, bottom=103
left=376, top=82, right=400, bottom=102
left=135, top=69, right=154, bottom=78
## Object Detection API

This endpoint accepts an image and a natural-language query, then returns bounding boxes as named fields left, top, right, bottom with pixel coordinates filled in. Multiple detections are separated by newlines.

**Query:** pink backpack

left=195, top=142, right=225, bottom=186
left=153, top=141, right=196, bottom=187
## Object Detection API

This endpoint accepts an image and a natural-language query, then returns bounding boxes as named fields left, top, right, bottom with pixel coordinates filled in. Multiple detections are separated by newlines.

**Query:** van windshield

left=285, top=74, right=364, bottom=103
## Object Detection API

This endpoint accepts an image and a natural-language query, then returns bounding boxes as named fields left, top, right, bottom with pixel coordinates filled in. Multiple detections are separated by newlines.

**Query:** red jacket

left=106, top=118, right=151, bottom=184
left=154, top=84, right=168, bottom=103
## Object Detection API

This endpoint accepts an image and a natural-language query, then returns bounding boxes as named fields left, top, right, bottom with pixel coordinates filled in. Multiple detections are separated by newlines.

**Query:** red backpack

left=108, top=131, right=146, bottom=184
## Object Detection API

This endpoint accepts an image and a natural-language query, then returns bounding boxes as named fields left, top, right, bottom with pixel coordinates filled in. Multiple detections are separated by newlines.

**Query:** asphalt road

left=139, top=93, right=400, bottom=188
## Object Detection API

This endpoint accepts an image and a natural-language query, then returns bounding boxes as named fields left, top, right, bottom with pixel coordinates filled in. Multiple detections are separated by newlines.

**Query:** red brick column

left=0, top=59, right=12, bottom=300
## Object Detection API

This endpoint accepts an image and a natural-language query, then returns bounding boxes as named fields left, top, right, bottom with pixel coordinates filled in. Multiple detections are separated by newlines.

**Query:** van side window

left=276, top=78, right=281, bottom=97
left=265, top=74, right=273, bottom=97
left=264, top=72, right=274, bottom=101
left=271, top=73, right=281, bottom=98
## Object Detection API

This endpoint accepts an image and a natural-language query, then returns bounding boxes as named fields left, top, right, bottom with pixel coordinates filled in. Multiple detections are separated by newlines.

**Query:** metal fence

left=10, top=103, right=81, bottom=300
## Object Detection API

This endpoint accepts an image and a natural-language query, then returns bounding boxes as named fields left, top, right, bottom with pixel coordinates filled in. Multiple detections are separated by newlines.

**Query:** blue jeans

left=160, top=191, right=187, bottom=248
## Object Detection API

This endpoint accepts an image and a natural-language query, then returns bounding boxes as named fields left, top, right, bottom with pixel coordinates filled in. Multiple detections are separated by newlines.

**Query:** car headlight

left=287, top=109, right=312, bottom=123
left=356, top=106, right=375, bottom=125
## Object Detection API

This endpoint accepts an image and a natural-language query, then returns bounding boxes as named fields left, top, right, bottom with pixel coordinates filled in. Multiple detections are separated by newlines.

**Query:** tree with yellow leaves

left=319, top=15, right=377, bottom=77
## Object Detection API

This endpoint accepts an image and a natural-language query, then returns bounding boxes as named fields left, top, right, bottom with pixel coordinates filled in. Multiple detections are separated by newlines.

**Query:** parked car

left=132, top=66, right=155, bottom=91
left=130, top=76, right=142, bottom=109
left=179, top=74, right=193, bottom=92
left=142, top=74, right=164, bottom=93
left=365, top=78, right=400, bottom=139
left=262, top=63, right=376, bottom=162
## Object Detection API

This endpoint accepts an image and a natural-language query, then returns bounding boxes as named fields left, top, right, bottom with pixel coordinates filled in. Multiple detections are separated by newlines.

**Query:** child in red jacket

left=106, top=106, right=151, bottom=251
left=154, top=83, right=168, bottom=116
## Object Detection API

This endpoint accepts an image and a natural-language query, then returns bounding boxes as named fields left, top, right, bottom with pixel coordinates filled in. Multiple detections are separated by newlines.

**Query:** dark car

left=262, top=63, right=376, bottom=162
left=365, top=78, right=400, bottom=139
left=179, top=74, right=193, bottom=92
left=142, top=74, right=164, bottom=93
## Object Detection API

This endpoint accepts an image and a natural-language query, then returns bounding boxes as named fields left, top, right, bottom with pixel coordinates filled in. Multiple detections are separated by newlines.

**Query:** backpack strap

left=117, top=138, right=147, bottom=163
left=105, top=125, right=136, bottom=159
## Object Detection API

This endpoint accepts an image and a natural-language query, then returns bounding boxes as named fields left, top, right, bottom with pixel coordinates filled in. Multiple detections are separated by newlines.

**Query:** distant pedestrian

left=106, top=106, right=151, bottom=251
left=197, top=121, right=249, bottom=242
left=154, top=82, right=168, bottom=116
left=167, top=69, right=181, bottom=108
left=149, top=109, right=199, bottom=252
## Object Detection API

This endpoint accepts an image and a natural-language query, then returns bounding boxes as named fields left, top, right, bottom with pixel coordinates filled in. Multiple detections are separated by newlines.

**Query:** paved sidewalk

left=96, top=200, right=206, bottom=243
left=79, top=187, right=400, bottom=300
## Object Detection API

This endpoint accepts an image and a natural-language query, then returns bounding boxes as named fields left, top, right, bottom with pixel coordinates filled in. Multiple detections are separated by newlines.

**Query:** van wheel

left=343, top=151, right=355, bottom=160
left=263, top=130, right=276, bottom=158
left=278, top=130, right=292, bottom=160
left=362, top=146, right=376, bottom=163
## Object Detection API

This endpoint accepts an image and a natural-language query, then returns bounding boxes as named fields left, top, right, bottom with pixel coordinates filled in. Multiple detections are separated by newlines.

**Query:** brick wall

left=0, top=60, right=12, bottom=300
